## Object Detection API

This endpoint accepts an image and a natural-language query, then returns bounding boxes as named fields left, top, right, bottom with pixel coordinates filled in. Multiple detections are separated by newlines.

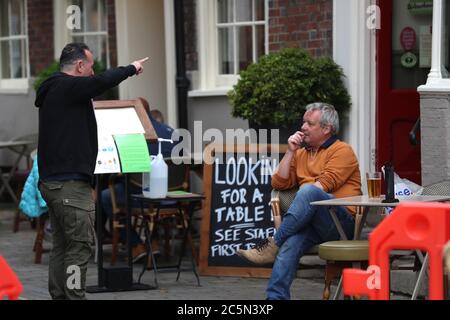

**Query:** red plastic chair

left=0, top=256, right=23, bottom=300
left=343, top=202, right=450, bottom=300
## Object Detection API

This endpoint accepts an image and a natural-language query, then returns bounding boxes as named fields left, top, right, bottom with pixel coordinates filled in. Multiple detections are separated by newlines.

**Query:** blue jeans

left=267, top=184, right=355, bottom=300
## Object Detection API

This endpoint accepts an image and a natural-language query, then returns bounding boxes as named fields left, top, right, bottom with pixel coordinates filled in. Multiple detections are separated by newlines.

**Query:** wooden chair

left=11, top=138, right=38, bottom=233
left=109, top=160, right=196, bottom=265
left=142, top=159, right=200, bottom=265
left=108, top=173, right=144, bottom=265
left=271, top=188, right=370, bottom=299
left=270, top=188, right=321, bottom=271
left=318, top=239, right=369, bottom=299
left=33, top=212, right=50, bottom=264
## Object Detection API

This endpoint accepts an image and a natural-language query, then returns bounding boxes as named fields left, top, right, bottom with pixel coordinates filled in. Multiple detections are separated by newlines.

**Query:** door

left=377, top=0, right=433, bottom=184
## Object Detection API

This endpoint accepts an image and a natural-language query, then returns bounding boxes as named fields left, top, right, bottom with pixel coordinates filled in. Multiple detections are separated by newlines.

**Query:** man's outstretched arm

left=71, top=57, right=150, bottom=100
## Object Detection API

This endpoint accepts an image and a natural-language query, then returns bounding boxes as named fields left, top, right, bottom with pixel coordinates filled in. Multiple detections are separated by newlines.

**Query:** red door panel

left=377, top=0, right=422, bottom=184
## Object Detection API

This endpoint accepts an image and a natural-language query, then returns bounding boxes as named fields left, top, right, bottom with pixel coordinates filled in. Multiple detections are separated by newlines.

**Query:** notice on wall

left=419, top=25, right=432, bottom=68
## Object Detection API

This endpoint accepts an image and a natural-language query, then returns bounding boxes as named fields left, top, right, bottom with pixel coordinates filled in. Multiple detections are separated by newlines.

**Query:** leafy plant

left=229, top=48, right=351, bottom=128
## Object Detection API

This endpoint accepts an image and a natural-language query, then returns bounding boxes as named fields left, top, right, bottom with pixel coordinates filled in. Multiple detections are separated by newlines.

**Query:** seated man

left=237, top=102, right=362, bottom=300
left=101, top=109, right=176, bottom=262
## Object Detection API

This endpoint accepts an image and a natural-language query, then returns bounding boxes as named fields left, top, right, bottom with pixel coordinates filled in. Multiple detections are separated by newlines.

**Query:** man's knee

left=297, top=184, right=327, bottom=199
left=299, top=184, right=320, bottom=194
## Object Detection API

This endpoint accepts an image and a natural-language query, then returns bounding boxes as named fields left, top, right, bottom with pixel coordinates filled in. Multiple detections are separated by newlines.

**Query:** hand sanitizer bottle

left=142, top=138, right=173, bottom=198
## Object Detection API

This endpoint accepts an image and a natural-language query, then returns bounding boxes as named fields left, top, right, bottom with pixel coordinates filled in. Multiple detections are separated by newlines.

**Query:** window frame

left=442, top=0, right=449, bottom=78
left=0, top=0, right=30, bottom=92
left=69, top=0, right=110, bottom=68
left=420, top=0, right=450, bottom=88
left=193, top=0, right=268, bottom=94
left=54, top=0, right=110, bottom=69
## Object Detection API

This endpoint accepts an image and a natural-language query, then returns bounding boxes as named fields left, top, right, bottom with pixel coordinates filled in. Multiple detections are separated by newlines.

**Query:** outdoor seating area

left=2, top=0, right=450, bottom=306
left=270, top=181, right=450, bottom=300
left=2, top=133, right=450, bottom=300
left=0, top=208, right=417, bottom=300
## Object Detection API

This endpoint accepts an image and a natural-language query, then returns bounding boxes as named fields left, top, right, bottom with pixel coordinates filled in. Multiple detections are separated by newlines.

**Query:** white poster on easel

left=94, top=107, right=150, bottom=174
left=95, top=108, right=145, bottom=135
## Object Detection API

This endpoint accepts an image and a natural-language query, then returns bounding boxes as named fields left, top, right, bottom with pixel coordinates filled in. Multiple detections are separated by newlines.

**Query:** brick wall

left=268, top=0, right=333, bottom=57
left=106, top=0, right=118, bottom=67
left=28, top=0, right=54, bottom=76
left=184, top=0, right=198, bottom=71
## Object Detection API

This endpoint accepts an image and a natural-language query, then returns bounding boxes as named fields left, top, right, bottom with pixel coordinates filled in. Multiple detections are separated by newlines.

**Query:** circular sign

left=401, top=52, right=418, bottom=68
left=400, top=27, right=417, bottom=51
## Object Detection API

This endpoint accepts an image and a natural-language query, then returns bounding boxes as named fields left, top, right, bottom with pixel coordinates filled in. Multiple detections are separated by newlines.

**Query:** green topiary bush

left=229, top=48, right=351, bottom=128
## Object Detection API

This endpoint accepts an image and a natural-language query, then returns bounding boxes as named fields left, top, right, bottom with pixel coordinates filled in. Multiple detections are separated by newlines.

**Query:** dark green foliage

left=229, top=48, right=351, bottom=128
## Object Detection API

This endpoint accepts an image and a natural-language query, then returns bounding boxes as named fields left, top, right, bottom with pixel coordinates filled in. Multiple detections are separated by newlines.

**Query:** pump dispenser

left=382, top=162, right=399, bottom=203
left=143, top=138, right=173, bottom=198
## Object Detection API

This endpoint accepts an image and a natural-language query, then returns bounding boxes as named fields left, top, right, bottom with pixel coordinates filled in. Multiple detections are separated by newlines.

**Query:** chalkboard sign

left=199, top=144, right=287, bottom=277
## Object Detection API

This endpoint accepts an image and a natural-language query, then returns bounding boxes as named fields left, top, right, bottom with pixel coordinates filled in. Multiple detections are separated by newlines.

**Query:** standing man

left=237, top=103, right=361, bottom=300
left=36, top=43, right=148, bottom=300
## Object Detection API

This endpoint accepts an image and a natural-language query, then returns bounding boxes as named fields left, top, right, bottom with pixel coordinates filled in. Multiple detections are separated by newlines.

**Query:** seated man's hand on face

left=287, top=131, right=305, bottom=152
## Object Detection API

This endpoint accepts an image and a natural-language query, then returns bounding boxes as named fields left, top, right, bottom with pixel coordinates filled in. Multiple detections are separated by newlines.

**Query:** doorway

left=377, top=0, right=433, bottom=184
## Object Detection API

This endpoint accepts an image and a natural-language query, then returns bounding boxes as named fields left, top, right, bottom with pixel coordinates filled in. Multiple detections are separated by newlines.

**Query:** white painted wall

left=163, top=0, right=177, bottom=129
left=0, top=91, right=38, bottom=167
left=333, top=0, right=376, bottom=188
left=115, top=0, right=168, bottom=118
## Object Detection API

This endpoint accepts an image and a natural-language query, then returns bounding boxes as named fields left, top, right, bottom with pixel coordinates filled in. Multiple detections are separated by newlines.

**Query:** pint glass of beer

left=366, top=172, right=382, bottom=198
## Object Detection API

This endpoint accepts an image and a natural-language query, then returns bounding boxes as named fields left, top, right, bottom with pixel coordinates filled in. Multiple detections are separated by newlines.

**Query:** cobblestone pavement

left=0, top=208, right=331, bottom=300
left=1, top=207, right=418, bottom=301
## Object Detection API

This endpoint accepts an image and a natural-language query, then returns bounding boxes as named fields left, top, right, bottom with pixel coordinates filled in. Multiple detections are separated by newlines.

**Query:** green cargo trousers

left=39, top=180, right=95, bottom=300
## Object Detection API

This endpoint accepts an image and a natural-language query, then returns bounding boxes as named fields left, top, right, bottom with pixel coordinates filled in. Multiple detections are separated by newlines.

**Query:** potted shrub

left=228, top=48, right=351, bottom=141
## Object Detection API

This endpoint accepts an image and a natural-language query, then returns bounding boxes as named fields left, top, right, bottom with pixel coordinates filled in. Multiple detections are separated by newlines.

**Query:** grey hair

left=305, top=102, right=339, bottom=135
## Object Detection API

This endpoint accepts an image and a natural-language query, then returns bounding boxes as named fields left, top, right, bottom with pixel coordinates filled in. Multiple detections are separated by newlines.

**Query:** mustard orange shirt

left=271, top=137, right=362, bottom=215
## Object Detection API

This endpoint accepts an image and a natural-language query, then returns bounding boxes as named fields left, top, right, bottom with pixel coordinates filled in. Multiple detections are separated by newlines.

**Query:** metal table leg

left=137, top=205, right=158, bottom=288
left=176, top=202, right=201, bottom=286
left=412, top=253, right=429, bottom=300
left=329, top=207, right=348, bottom=240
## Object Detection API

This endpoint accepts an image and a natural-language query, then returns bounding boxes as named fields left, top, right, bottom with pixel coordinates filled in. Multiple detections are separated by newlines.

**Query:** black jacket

left=35, top=65, right=137, bottom=181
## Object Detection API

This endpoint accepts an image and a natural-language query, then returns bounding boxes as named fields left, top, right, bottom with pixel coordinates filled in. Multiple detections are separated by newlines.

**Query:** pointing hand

left=132, top=57, right=149, bottom=76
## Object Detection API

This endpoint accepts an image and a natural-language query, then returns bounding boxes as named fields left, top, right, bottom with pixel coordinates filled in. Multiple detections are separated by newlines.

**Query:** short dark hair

left=150, top=109, right=165, bottom=123
left=59, top=43, right=90, bottom=70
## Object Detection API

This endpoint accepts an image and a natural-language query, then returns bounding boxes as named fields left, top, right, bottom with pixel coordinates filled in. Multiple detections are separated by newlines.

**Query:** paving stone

left=0, top=208, right=413, bottom=300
